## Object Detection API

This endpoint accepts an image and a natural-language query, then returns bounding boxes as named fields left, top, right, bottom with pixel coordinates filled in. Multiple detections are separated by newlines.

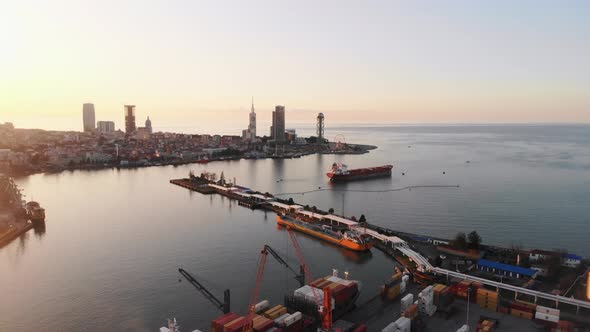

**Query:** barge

left=277, top=214, right=372, bottom=252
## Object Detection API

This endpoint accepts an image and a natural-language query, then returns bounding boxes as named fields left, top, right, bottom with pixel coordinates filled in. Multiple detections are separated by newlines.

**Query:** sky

left=1, top=0, right=589, bottom=133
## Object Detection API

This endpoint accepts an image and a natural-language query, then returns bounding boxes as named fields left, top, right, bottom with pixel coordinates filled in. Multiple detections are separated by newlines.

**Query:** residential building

left=124, top=105, right=136, bottom=134
left=83, top=103, right=96, bottom=132
left=97, top=121, right=115, bottom=133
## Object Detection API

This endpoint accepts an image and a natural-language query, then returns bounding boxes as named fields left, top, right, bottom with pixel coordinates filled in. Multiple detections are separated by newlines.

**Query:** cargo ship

left=327, top=163, right=393, bottom=182
left=277, top=214, right=372, bottom=252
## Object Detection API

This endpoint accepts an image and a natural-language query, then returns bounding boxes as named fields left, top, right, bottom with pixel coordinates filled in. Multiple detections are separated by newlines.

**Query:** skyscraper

left=145, top=116, right=152, bottom=134
left=248, top=98, right=256, bottom=140
left=124, top=105, right=136, bottom=134
left=82, top=103, right=96, bottom=132
left=271, top=105, right=285, bottom=142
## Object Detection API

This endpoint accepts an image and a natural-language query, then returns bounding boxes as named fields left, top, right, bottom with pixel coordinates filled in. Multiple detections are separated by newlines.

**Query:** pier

left=170, top=173, right=590, bottom=316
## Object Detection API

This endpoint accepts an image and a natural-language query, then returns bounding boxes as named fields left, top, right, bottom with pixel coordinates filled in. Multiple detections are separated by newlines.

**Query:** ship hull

left=327, top=165, right=393, bottom=182
left=277, top=215, right=372, bottom=252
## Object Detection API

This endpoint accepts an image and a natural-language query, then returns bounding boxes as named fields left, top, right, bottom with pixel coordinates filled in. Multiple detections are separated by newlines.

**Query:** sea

left=1, top=124, right=589, bottom=331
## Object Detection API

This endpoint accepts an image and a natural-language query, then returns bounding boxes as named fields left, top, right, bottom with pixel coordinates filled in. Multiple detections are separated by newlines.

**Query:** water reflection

left=33, top=222, right=46, bottom=238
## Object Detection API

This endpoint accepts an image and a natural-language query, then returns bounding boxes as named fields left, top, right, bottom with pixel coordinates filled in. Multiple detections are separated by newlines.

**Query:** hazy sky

left=1, top=0, right=589, bottom=132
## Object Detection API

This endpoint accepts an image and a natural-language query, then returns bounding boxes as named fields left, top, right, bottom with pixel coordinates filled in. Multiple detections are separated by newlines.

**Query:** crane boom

left=264, top=245, right=305, bottom=287
left=244, top=247, right=269, bottom=332
left=178, top=268, right=230, bottom=314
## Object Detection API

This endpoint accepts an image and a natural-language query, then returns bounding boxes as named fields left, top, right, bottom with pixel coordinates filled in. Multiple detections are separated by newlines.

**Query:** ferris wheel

left=334, top=134, right=346, bottom=150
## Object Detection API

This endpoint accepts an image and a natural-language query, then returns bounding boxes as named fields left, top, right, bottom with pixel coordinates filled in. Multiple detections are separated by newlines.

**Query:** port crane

left=286, top=227, right=333, bottom=331
left=178, top=268, right=231, bottom=314
left=244, top=229, right=333, bottom=332
left=263, top=245, right=306, bottom=287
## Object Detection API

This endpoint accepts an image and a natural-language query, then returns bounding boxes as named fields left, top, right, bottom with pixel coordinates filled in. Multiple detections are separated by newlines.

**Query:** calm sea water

left=1, top=124, right=589, bottom=331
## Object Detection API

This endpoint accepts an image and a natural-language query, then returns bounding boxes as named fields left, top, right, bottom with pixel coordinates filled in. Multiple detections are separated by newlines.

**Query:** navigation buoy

left=402, top=172, right=405, bottom=176
left=443, top=171, right=446, bottom=174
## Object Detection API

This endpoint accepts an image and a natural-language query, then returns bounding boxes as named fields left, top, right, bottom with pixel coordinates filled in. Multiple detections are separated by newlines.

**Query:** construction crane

left=286, top=227, right=333, bottom=331
left=263, top=245, right=305, bottom=287
left=178, top=268, right=230, bottom=314
left=244, top=246, right=270, bottom=332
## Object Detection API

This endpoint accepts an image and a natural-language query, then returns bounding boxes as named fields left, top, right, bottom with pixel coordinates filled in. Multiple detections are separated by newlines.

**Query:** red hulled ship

left=327, top=163, right=393, bottom=182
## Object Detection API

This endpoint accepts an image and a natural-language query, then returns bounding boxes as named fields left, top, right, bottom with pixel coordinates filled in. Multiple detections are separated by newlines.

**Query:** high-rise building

left=270, top=105, right=286, bottom=142
left=316, top=113, right=325, bottom=140
left=248, top=98, right=256, bottom=140
left=124, top=105, right=136, bottom=134
left=145, top=116, right=152, bottom=134
left=242, top=97, right=257, bottom=142
left=97, top=121, right=115, bottom=133
left=82, top=103, right=96, bottom=132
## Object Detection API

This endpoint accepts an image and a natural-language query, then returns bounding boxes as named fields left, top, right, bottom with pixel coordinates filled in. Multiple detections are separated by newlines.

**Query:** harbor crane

left=286, top=227, right=333, bottom=331
left=178, top=268, right=231, bottom=314
left=263, top=245, right=305, bottom=287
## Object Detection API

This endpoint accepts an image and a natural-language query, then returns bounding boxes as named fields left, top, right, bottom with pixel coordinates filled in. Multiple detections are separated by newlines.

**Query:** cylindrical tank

left=253, top=300, right=269, bottom=313
left=283, top=312, right=302, bottom=327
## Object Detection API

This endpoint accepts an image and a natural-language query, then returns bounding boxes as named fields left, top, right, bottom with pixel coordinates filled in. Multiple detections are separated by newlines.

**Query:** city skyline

left=2, top=1, right=590, bottom=131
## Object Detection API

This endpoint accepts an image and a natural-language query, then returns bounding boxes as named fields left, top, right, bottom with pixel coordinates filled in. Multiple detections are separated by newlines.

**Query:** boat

left=277, top=214, right=372, bottom=252
left=196, top=157, right=210, bottom=164
left=327, top=163, right=393, bottom=182
left=25, top=201, right=45, bottom=222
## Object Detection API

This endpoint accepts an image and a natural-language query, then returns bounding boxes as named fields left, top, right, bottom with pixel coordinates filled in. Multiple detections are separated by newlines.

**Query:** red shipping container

left=353, top=325, right=368, bottom=332
left=211, top=313, right=240, bottom=332
left=510, top=301, right=534, bottom=313
left=285, top=319, right=303, bottom=332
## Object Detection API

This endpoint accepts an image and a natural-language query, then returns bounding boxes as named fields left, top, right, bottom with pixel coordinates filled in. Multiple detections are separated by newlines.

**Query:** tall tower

left=271, top=105, right=286, bottom=142
left=145, top=116, right=152, bottom=134
left=248, top=97, right=256, bottom=141
left=316, top=112, right=325, bottom=140
left=82, top=103, right=96, bottom=132
left=124, top=105, right=136, bottom=134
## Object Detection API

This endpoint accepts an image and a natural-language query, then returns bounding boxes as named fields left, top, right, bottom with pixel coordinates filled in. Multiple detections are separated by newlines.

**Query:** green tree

left=328, top=208, right=335, bottom=214
left=468, top=231, right=482, bottom=250
left=287, top=198, right=295, bottom=205
left=452, top=232, right=467, bottom=250
left=359, top=214, right=367, bottom=223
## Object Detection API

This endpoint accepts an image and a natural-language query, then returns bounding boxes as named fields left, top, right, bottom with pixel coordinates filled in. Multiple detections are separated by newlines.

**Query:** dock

left=170, top=173, right=590, bottom=323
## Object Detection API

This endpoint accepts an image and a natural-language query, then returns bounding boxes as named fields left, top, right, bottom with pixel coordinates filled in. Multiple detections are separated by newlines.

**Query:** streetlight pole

left=466, top=286, right=471, bottom=329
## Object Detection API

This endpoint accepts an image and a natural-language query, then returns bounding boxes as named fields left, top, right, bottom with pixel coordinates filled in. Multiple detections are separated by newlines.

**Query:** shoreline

left=9, top=144, right=377, bottom=178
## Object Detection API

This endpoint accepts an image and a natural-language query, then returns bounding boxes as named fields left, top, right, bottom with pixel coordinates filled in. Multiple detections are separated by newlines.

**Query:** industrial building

left=476, top=259, right=537, bottom=279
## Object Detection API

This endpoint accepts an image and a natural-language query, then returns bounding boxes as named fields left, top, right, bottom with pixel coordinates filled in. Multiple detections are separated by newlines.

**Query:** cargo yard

left=171, top=172, right=590, bottom=331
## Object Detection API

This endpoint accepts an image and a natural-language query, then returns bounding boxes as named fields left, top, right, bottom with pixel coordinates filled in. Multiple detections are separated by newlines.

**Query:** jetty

left=170, top=171, right=590, bottom=315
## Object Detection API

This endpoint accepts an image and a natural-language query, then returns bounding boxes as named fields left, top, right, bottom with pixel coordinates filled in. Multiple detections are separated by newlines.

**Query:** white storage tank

left=274, top=313, right=291, bottom=326
left=253, top=299, right=269, bottom=313
left=283, top=312, right=302, bottom=327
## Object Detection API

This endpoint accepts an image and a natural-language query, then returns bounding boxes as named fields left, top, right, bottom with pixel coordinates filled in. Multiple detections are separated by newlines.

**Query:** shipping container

left=254, top=300, right=270, bottom=313
left=211, top=313, right=240, bottom=332
left=223, top=317, right=248, bottom=332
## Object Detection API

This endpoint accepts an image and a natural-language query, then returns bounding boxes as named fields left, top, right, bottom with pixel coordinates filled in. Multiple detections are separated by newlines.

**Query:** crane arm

left=178, top=268, right=230, bottom=314
left=264, top=245, right=305, bottom=287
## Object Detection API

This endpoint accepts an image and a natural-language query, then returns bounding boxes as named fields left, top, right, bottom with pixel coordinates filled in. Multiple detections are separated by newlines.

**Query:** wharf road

left=431, top=267, right=590, bottom=313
